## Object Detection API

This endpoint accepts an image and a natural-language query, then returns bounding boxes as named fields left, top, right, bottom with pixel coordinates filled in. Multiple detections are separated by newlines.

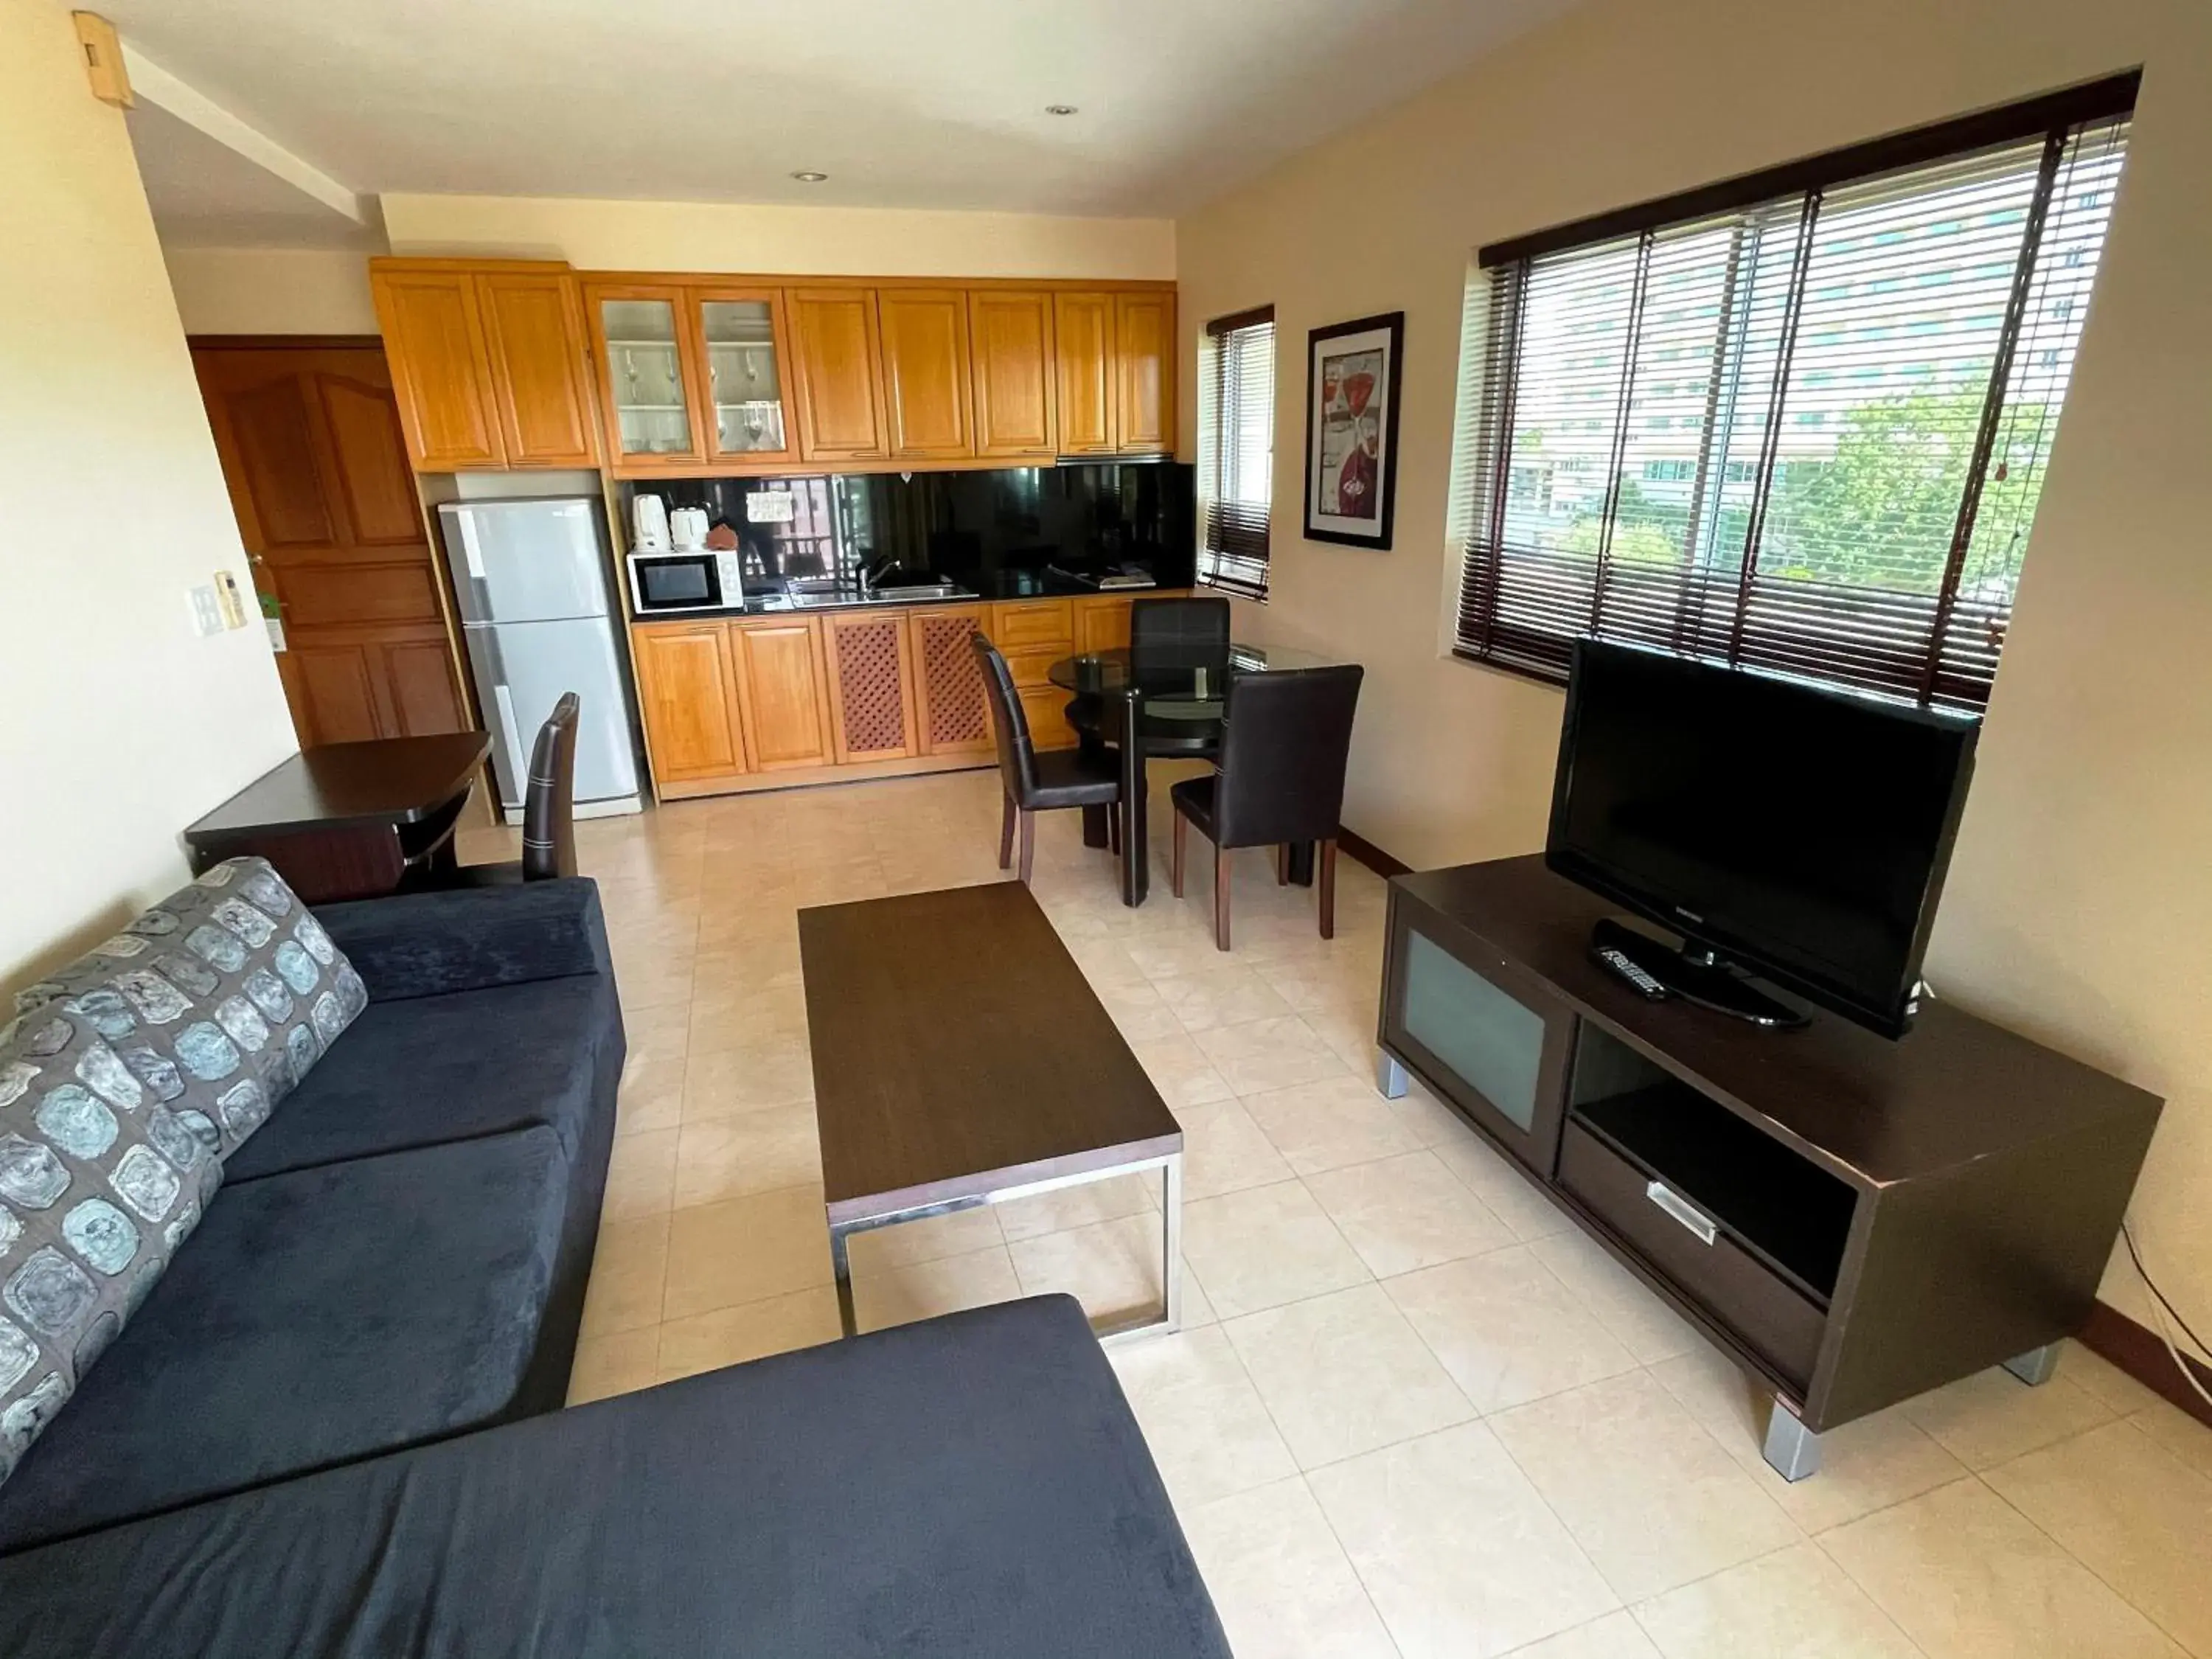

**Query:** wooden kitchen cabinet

left=968, top=291, right=1057, bottom=459
left=729, top=616, right=835, bottom=770
left=696, top=287, right=801, bottom=470
left=633, top=622, right=749, bottom=785
left=877, top=288, right=975, bottom=459
left=789, top=288, right=888, bottom=462
left=1074, top=594, right=1135, bottom=653
left=822, top=611, right=920, bottom=763
left=370, top=265, right=506, bottom=470
left=1052, top=292, right=1118, bottom=456
left=476, top=268, right=600, bottom=467
left=909, top=605, right=996, bottom=757
left=1113, top=291, right=1175, bottom=454
left=584, top=281, right=712, bottom=472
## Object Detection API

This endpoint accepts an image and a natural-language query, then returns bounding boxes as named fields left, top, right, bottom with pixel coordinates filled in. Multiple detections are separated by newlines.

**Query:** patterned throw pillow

left=13, top=858, right=367, bottom=1162
left=0, top=1005, right=224, bottom=1486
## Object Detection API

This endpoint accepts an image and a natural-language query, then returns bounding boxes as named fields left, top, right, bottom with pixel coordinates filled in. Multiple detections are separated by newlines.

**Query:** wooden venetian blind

left=1198, top=306, right=1276, bottom=599
left=1450, top=74, right=2136, bottom=709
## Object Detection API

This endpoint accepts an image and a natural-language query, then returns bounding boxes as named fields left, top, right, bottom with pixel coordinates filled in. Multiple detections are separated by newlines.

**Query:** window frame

left=1197, top=304, right=1277, bottom=601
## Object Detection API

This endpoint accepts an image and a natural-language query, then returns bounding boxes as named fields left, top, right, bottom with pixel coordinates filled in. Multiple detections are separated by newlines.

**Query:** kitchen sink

left=871, top=583, right=973, bottom=602
left=762, top=582, right=978, bottom=611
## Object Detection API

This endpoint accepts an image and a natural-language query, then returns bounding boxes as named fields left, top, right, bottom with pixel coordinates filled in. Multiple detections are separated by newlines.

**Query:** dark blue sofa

left=0, top=879, right=1231, bottom=1658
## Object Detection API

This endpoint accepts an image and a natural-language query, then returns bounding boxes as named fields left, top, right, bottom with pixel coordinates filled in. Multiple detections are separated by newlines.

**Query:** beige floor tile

left=1489, top=1371, right=1799, bottom=1602
left=1253, top=952, right=1378, bottom=1016
left=1006, top=1210, right=1214, bottom=1329
left=1649, top=1344, right=1964, bottom=1534
left=686, top=986, right=808, bottom=1057
left=1180, top=1478, right=1401, bottom=1659
left=1175, top=1100, right=1295, bottom=1199
left=1823, top=1476, right=2183, bottom=1658
left=670, top=1105, right=822, bottom=1208
left=661, top=1184, right=833, bottom=1320
left=1225, top=1283, right=1475, bottom=1469
left=1180, top=1179, right=1371, bottom=1318
left=1128, top=1032, right=1238, bottom=1108
left=1154, top=965, right=1298, bottom=1034
left=1108, top=1326, right=1297, bottom=1508
left=1242, top=1073, right=1426, bottom=1175
left=1126, top=931, right=1245, bottom=982
left=1386, top=1246, right=1640, bottom=1413
left=600, top=1125, right=679, bottom=1220
left=1091, top=979, right=1185, bottom=1043
left=2129, top=1397, right=2212, bottom=1481
left=994, top=1169, right=1158, bottom=1242
left=566, top=1326, right=661, bottom=1405
left=1196, top=1015, right=1359, bottom=1096
left=579, top=1213, right=669, bottom=1338
left=681, top=1041, right=815, bottom=1118
left=1983, top=1417, right=2212, bottom=1654
left=2058, top=1338, right=2171, bottom=1416
left=1632, top=1541, right=1917, bottom=1658
left=1527, top=1228, right=1700, bottom=1364
left=1312, top=1421, right=1618, bottom=1658
left=1065, top=937, right=1155, bottom=990
left=1307, top=1150, right=1514, bottom=1278
left=844, top=1204, right=1004, bottom=1270
left=1899, top=1362, right=2112, bottom=1470
left=1430, top=1133, right=1575, bottom=1241
left=1499, top=1613, right=1663, bottom=1658
left=851, top=1242, right=1021, bottom=1333
left=656, top=1287, right=842, bottom=1382
left=1387, top=1078, right=1480, bottom=1149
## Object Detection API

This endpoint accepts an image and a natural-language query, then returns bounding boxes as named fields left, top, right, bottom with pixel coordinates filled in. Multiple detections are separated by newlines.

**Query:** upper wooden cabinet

left=476, top=270, right=599, bottom=468
left=969, top=291, right=1057, bottom=459
left=583, top=281, right=710, bottom=473
left=696, top=287, right=801, bottom=469
left=1113, top=291, right=1175, bottom=455
left=1053, top=292, right=1118, bottom=457
left=789, top=288, right=888, bottom=462
left=877, top=289, right=975, bottom=460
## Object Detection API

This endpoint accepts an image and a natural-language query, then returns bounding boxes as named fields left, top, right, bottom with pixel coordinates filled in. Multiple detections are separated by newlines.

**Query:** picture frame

left=1304, top=311, right=1404, bottom=549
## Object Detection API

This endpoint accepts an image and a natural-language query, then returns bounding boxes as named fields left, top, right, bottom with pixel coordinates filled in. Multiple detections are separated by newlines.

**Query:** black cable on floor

left=2123, top=1222, right=2212, bottom=1360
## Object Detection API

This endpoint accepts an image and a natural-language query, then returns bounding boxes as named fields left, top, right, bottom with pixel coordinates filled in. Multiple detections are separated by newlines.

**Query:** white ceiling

left=111, top=0, right=1574, bottom=240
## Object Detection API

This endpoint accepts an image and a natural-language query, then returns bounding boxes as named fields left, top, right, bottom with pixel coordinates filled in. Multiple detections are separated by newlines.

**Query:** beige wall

left=1178, top=0, right=2212, bottom=1327
left=380, top=192, right=1174, bottom=279
left=0, top=0, right=296, bottom=990
left=162, top=246, right=380, bottom=336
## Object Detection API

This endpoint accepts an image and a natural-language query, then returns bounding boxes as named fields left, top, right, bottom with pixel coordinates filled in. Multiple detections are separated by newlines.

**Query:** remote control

left=1597, top=947, right=1670, bottom=1000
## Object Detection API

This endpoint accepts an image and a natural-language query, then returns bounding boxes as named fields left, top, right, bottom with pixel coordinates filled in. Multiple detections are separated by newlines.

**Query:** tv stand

left=1376, top=855, right=2161, bottom=1481
left=1590, top=917, right=1809, bottom=1029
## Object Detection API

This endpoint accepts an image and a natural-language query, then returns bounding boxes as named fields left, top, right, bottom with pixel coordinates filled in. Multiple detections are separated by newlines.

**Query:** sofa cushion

left=0, top=1127, right=567, bottom=1552
left=0, top=1008, right=224, bottom=1492
left=13, top=858, right=366, bottom=1162
left=223, top=972, right=622, bottom=1181
left=0, top=1296, right=1234, bottom=1659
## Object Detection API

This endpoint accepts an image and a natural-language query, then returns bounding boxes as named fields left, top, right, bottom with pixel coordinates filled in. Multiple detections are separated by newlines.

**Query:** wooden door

left=822, top=611, right=919, bottom=763
left=729, top=617, right=835, bottom=769
left=876, top=288, right=974, bottom=459
left=789, top=288, right=888, bottom=462
left=583, top=281, right=712, bottom=473
left=476, top=269, right=599, bottom=467
left=910, top=605, right=997, bottom=757
left=633, top=622, right=748, bottom=783
left=369, top=266, right=506, bottom=469
left=969, top=291, right=1056, bottom=459
left=1053, top=292, right=1117, bottom=456
left=192, top=341, right=467, bottom=748
left=1114, top=291, right=1176, bottom=454
left=1075, top=596, right=1134, bottom=653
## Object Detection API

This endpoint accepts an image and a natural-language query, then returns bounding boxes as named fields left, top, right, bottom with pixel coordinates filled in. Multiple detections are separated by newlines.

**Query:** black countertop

left=630, top=573, right=1172, bottom=626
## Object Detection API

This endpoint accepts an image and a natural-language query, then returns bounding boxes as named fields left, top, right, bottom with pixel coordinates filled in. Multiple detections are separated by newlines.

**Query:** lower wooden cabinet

left=1074, top=595, right=1135, bottom=653
left=632, top=622, right=748, bottom=785
left=731, top=617, right=835, bottom=770
left=823, top=611, right=919, bottom=763
left=910, top=606, right=996, bottom=757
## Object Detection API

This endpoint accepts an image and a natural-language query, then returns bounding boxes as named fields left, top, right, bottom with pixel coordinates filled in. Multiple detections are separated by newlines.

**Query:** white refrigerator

left=438, top=496, right=642, bottom=820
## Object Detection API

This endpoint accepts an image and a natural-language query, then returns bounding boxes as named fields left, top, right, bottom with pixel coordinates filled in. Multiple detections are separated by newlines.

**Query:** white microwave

left=627, top=548, right=744, bottom=615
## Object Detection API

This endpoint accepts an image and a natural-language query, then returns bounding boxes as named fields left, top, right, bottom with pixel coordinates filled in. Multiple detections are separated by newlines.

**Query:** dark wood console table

left=1375, top=855, right=2161, bottom=1481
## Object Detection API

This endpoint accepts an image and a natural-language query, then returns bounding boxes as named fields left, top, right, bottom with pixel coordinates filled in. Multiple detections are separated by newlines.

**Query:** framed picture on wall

left=1304, top=311, right=1404, bottom=548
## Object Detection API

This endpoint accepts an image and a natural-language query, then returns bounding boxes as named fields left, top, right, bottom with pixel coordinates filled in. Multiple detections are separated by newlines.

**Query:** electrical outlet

left=187, top=585, right=223, bottom=637
left=213, top=570, right=249, bottom=629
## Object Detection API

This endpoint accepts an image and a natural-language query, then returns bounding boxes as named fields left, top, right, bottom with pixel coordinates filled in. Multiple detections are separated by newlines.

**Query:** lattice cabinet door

left=824, top=611, right=920, bottom=765
left=911, top=606, right=998, bottom=758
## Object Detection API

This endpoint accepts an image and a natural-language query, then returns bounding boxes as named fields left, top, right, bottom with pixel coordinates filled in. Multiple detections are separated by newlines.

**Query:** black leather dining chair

left=973, top=635, right=1121, bottom=886
left=412, top=692, right=580, bottom=888
left=1129, top=596, right=1231, bottom=675
left=1170, top=666, right=1364, bottom=950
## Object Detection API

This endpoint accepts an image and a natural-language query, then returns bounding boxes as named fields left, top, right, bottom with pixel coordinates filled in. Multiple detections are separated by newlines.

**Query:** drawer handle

left=1646, top=1180, right=1717, bottom=1245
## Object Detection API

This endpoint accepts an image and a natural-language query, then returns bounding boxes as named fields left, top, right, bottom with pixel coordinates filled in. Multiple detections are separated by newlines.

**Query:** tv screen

left=1547, top=639, right=1979, bottom=1037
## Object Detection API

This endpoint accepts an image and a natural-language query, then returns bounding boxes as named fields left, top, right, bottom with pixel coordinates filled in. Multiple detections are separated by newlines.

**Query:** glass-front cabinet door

left=1381, top=900, right=1576, bottom=1175
left=585, top=285, right=706, bottom=470
left=698, top=289, right=799, bottom=467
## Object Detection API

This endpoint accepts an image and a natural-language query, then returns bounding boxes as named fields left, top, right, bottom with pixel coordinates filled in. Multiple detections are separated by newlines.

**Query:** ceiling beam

left=119, top=42, right=369, bottom=226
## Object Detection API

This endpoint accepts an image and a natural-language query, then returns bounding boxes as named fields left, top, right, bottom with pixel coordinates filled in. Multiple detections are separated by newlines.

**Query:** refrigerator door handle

left=492, top=684, right=530, bottom=797
left=470, top=575, right=495, bottom=622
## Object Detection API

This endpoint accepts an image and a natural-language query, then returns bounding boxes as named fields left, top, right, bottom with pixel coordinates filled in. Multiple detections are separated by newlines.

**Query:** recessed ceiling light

left=791, top=170, right=828, bottom=183
left=1045, top=104, right=1078, bottom=116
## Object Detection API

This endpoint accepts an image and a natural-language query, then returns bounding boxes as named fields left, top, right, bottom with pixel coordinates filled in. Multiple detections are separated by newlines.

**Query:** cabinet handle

left=1645, top=1180, right=1717, bottom=1246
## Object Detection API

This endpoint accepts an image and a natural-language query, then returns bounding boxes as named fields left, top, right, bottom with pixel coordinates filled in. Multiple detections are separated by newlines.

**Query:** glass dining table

left=1047, top=641, right=1346, bottom=906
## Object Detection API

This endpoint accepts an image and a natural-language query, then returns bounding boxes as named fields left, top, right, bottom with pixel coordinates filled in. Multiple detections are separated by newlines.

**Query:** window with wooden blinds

left=1450, top=73, right=2136, bottom=709
left=1198, top=306, right=1276, bottom=599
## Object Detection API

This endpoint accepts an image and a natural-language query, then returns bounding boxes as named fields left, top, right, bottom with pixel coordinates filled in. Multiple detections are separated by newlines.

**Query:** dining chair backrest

left=1130, top=596, right=1231, bottom=675
left=521, top=692, right=580, bottom=880
left=970, top=633, right=1040, bottom=804
left=1210, top=665, right=1366, bottom=850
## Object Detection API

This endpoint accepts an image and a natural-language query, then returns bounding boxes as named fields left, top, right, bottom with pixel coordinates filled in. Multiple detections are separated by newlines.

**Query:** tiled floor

left=464, top=769, right=2212, bottom=1658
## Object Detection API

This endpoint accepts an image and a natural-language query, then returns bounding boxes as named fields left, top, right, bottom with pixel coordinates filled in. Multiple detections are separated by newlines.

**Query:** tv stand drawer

left=1558, top=1120, right=1826, bottom=1391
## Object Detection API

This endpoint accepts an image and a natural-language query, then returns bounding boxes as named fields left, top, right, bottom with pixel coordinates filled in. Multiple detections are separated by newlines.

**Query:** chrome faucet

left=858, top=556, right=892, bottom=598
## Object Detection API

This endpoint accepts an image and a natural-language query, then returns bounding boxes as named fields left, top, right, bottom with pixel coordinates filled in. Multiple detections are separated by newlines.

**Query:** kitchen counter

left=636, top=572, right=1164, bottom=624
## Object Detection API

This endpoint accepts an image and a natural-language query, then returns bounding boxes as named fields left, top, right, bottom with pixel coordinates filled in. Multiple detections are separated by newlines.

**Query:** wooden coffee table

left=799, top=882, right=1184, bottom=1343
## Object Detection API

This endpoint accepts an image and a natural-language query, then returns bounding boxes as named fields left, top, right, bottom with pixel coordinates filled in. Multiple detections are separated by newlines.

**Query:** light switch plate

left=187, top=584, right=223, bottom=637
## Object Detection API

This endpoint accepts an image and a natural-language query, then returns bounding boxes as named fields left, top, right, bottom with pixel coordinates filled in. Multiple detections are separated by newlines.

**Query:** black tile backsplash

left=619, top=463, right=1194, bottom=598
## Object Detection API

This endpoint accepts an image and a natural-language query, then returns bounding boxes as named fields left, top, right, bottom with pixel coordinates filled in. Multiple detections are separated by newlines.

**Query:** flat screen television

left=1546, top=639, right=1980, bottom=1038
